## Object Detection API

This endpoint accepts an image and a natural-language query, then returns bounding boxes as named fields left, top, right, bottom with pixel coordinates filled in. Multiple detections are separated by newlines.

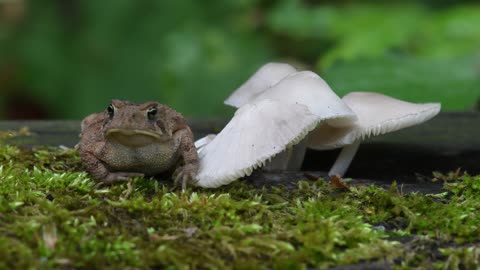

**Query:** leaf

left=321, top=55, right=480, bottom=110
left=329, top=175, right=350, bottom=191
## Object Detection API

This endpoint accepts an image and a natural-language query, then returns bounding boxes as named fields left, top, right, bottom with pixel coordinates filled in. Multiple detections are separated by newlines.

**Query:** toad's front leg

left=172, top=128, right=199, bottom=190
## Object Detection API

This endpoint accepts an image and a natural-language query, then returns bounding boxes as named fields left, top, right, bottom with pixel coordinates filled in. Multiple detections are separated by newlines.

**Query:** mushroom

left=194, top=134, right=216, bottom=155
left=307, top=92, right=441, bottom=177
left=224, top=62, right=297, bottom=108
left=224, top=63, right=355, bottom=171
left=195, top=71, right=357, bottom=188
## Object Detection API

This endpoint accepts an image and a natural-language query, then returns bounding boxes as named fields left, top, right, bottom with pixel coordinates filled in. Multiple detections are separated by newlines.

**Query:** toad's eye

left=147, top=106, right=157, bottom=120
left=107, top=104, right=114, bottom=119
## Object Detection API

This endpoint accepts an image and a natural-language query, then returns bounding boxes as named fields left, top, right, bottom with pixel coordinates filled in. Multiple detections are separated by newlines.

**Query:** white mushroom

left=194, top=134, right=216, bottom=155
left=196, top=99, right=318, bottom=188
left=196, top=71, right=357, bottom=188
left=307, top=92, right=441, bottom=177
left=223, top=63, right=300, bottom=171
left=225, top=67, right=358, bottom=170
left=224, top=62, right=297, bottom=108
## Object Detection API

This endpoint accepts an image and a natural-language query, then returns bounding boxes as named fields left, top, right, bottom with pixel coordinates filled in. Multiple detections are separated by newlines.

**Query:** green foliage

left=1, top=1, right=479, bottom=118
left=322, top=55, right=479, bottom=110
left=1, top=143, right=480, bottom=268
left=3, top=1, right=271, bottom=118
left=267, top=1, right=480, bottom=110
left=267, top=2, right=480, bottom=66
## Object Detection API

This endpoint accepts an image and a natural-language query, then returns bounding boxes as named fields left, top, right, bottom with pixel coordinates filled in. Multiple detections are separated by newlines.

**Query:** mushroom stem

left=286, top=138, right=307, bottom=170
left=263, top=148, right=290, bottom=171
left=328, top=140, right=361, bottom=177
left=263, top=138, right=308, bottom=171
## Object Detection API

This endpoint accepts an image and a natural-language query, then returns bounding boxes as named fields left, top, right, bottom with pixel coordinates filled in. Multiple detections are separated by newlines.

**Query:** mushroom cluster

left=195, top=63, right=441, bottom=188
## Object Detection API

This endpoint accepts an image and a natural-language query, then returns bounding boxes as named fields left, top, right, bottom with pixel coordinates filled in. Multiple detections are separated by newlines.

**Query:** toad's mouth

left=106, top=129, right=165, bottom=146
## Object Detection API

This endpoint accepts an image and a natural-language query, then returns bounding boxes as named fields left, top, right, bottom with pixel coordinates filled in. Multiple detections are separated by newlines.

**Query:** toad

left=77, top=100, right=199, bottom=189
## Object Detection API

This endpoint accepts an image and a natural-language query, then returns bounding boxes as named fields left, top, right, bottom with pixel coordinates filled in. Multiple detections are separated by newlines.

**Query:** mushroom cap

left=196, top=71, right=357, bottom=188
left=224, top=62, right=297, bottom=108
left=196, top=98, right=319, bottom=188
left=255, top=71, right=358, bottom=127
left=308, top=92, right=442, bottom=150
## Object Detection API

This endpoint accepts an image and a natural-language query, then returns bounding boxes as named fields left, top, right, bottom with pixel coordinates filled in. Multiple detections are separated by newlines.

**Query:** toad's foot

left=101, top=172, right=145, bottom=184
left=173, top=164, right=198, bottom=191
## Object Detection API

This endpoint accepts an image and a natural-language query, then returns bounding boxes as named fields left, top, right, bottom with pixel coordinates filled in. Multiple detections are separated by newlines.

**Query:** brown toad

left=77, top=100, right=199, bottom=189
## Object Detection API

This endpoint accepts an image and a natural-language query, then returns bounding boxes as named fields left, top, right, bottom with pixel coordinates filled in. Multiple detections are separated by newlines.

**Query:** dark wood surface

left=303, top=112, right=480, bottom=185
left=0, top=112, right=479, bottom=193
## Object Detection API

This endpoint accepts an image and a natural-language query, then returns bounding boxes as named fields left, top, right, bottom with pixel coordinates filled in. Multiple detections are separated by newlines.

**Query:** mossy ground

left=0, top=135, right=479, bottom=269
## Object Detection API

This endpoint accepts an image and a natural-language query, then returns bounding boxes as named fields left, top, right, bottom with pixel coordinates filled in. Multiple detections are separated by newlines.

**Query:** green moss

left=0, top=142, right=479, bottom=269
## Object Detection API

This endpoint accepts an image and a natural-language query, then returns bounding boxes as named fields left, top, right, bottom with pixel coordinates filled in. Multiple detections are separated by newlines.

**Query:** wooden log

left=1, top=112, right=478, bottom=149
left=0, top=112, right=478, bottom=193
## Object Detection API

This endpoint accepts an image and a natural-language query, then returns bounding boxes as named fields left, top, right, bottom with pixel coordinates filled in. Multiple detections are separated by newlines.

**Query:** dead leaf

left=329, top=175, right=350, bottom=191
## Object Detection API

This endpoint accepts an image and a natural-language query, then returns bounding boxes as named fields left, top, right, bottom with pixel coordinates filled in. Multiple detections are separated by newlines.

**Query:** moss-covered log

left=0, top=112, right=479, bottom=269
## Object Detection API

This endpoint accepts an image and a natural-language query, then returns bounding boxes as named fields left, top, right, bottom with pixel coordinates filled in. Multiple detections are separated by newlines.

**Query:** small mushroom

left=307, top=92, right=441, bottom=177
left=196, top=71, right=357, bottom=188
left=224, top=62, right=297, bottom=108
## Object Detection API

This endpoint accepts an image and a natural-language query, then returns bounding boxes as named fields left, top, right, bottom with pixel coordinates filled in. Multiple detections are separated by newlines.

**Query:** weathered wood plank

left=0, top=120, right=80, bottom=147
left=1, top=112, right=478, bottom=149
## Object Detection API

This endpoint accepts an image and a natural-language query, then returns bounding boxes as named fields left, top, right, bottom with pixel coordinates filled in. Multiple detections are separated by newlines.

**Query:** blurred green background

left=0, top=0, right=479, bottom=119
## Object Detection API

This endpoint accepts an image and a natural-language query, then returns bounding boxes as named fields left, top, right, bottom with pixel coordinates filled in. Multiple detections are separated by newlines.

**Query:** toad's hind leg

left=102, top=172, right=145, bottom=184
left=81, top=147, right=144, bottom=184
